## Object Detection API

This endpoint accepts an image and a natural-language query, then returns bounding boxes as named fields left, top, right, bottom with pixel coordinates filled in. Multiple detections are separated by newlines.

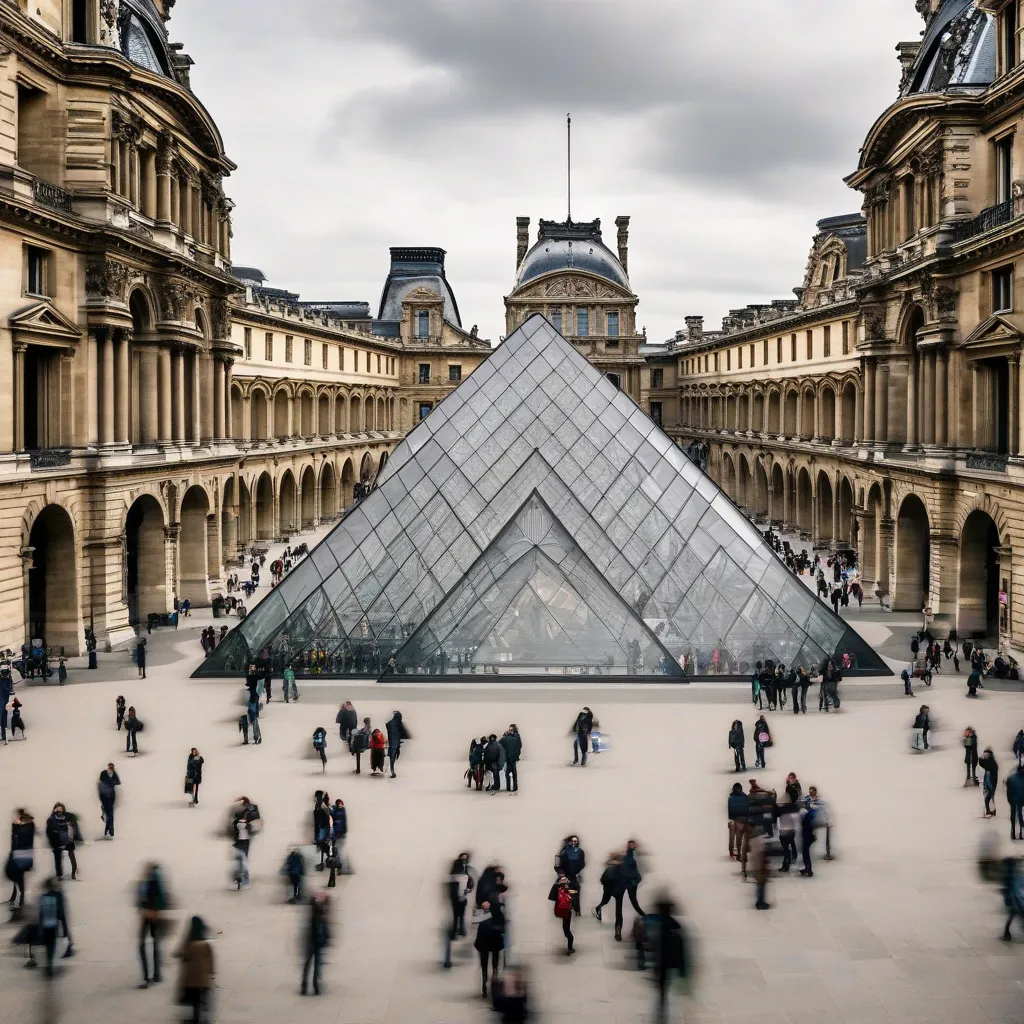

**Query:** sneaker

left=755, top=901, right=771, bottom=910
left=593, top=906, right=602, bottom=922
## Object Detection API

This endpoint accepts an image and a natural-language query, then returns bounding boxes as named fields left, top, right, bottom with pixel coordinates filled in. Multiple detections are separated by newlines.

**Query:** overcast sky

left=171, top=0, right=923, bottom=345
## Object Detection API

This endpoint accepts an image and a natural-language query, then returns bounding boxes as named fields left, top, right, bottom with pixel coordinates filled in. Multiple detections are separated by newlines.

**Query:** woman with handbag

left=186, top=749, right=204, bottom=806
left=7, top=808, right=34, bottom=913
left=125, top=706, right=142, bottom=756
left=753, top=715, right=771, bottom=770
left=175, top=915, right=214, bottom=1023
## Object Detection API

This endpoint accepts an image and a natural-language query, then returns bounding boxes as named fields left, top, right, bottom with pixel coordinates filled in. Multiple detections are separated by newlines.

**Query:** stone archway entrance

left=796, top=467, right=812, bottom=535
left=816, top=471, right=833, bottom=544
left=27, top=505, right=80, bottom=652
left=126, top=495, right=166, bottom=626
left=341, top=459, right=355, bottom=509
left=958, top=510, right=1001, bottom=639
left=301, top=465, right=316, bottom=529
left=222, top=477, right=238, bottom=564
left=280, top=471, right=297, bottom=535
left=179, top=486, right=211, bottom=607
left=255, top=473, right=274, bottom=540
left=895, top=494, right=929, bottom=612
left=320, top=463, right=338, bottom=521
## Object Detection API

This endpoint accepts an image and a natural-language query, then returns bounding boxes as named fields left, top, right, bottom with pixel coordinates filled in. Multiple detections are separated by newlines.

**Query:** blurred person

left=350, top=716, right=371, bottom=773
left=911, top=706, right=929, bottom=751
left=8, top=808, right=35, bottom=913
left=312, top=726, right=327, bottom=773
left=787, top=667, right=800, bottom=714
left=999, top=856, right=1024, bottom=941
left=229, top=796, right=260, bottom=890
left=475, top=894, right=507, bottom=995
left=283, top=663, right=299, bottom=703
left=369, top=724, right=387, bottom=775
left=246, top=694, right=262, bottom=745
left=902, top=667, right=915, bottom=697
left=500, top=724, right=522, bottom=794
left=571, top=706, right=594, bottom=766
left=764, top=667, right=777, bottom=711
left=136, top=862, right=167, bottom=988
left=262, top=659, right=273, bottom=703
left=237, top=711, right=249, bottom=744
left=468, top=735, right=486, bottom=790
left=97, top=763, right=120, bottom=838
left=300, top=891, right=331, bottom=995
left=728, top=782, right=749, bottom=866
left=621, top=838, right=646, bottom=917
left=483, top=733, right=502, bottom=792
left=1007, top=765, right=1024, bottom=841
left=115, top=695, right=126, bottom=731
left=799, top=797, right=817, bottom=877
left=476, top=865, right=505, bottom=910
left=728, top=720, right=746, bottom=772
left=490, top=964, right=530, bottom=1023
left=312, top=791, right=331, bottom=871
left=980, top=748, right=1000, bottom=818
left=186, top=748, right=204, bottom=806
left=797, top=665, right=810, bottom=713
left=444, top=853, right=475, bottom=966
left=37, top=877, right=73, bottom=975
left=136, top=636, right=146, bottom=678
left=124, top=705, right=142, bottom=755
left=282, top=847, right=305, bottom=903
left=964, top=727, right=980, bottom=785
left=967, top=665, right=983, bottom=698
left=785, top=772, right=802, bottom=803
left=592, top=852, right=626, bottom=939
left=10, top=695, right=24, bottom=738
left=778, top=795, right=800, bottom=873
left=175, top=915, right=214, bottom=1023
left=751, top=662, right=764, bottom=709
left=328, top=798, right=347, bottom=884
left=335, top=701, right=356, bottom=741
left=386, top=710, right=407, bottom=778
left=1013, top=728, right=1024, bottom=768
left=750, top=832, right=771, bottom=910
left=548, top=873, right=576, bottom=955
left=45, top=804, right=77, bottom=881
left=805, top=786, right=833, bottom=859
left=650, top=896, right=689, bottom=1024
left=554, top=835, right=585, bottom=915
left=753, top=715, right=770, bottom=769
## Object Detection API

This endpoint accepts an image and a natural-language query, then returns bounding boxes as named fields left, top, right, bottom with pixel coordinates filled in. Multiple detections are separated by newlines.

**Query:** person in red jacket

left=369, top=728, right=386, bottom=776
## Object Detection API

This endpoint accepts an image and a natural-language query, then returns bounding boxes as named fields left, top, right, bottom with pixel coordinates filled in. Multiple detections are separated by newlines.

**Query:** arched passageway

left=341, top=458, right=355, bottom=509
left=863, top=484, right=883, bottom=589
left=280, top=471, right=298, bottom=535
left=222, top=477, right=237, bottom=565
left=299, top=392, right=314, bottom=438
left=250, top=390, right=269, bottom=441
left=958, top=511, right=1001, bottom=638
left=27, top=505, right=79, bottom=652
left=126, top=495, right=166, bottom=625
left=753, top=460, right=769, bottom=516
left=360, top=452, right=374, bottom=484
left=837, top=477, right=855, bottom=546
left=795, top=468, right=813, bottom=534
left=255, top=473, right=274, bottom=540
left=820, top=387, right=836, bottom=442
left=335, top=398, right=347, bottom=435
left=783, top=390, right=797, bottom=437
left=318, top=395, right=330, bottom=436
left=816, top=471, right=834, bottom=543
left=274, top=391, right=289, bottom=439
left=840, top=383, right=856, bottom=443
left=230, top=386, right=243, bottom=441
left=320, top=463, right=338, bottom=521
left=300, top=465, right=317, bottom=529
left=350, top=396, right=362, bottom=433
left=238, top=478, right=252, bottom=546
left=766, top=391, right=781, bottom=435
left=801, top=389, right=815, bottom=439
left=771, top=464, right=785, bottom=524
left=722, top=454, right=736, bottom=500
left=895, top=494, right=930, bottom=612
left=738, top=456, right=752, bottom=508
left=179, top=486, right=211, bottom=607
left=752, top=393, right=764, bottom=433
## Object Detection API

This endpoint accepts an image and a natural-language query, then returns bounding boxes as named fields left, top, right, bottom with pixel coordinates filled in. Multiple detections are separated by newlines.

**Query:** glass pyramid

left=195, top=315, right=888, bottom=679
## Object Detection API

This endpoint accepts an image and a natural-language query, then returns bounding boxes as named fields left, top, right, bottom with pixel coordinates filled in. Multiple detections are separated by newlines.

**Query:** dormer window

left=606, top=311, right=619, bottom=337
left=1001, top=1, right=1019, bottom=74
left=415, top=310, right=430, bottom=338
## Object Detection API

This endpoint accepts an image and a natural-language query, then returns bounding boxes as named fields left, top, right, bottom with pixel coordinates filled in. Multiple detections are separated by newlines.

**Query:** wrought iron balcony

left=33, top=179, right=73, bottom=215
left=952, top=196, right=1024, bottom=243
left=29, top=448, right=72, bottom=470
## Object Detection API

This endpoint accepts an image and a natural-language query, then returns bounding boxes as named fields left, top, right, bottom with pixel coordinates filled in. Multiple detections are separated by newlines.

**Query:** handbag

left=757, top=731, right=770, bottom=744
left=184, top=777, right=194, bottom=794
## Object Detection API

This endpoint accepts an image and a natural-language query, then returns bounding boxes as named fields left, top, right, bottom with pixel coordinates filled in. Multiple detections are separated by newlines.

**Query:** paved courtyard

left=1, top=607, right=1023, bottom=1024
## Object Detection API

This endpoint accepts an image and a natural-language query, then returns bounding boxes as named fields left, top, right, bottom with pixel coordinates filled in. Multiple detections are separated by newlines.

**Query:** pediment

left=513, top=273, right=631, bottom=301
left=403, top=287, right=443, bottom=304
left=9, top=302, right=82, bottom=345
left=962, top=314, right=1021, bottom=350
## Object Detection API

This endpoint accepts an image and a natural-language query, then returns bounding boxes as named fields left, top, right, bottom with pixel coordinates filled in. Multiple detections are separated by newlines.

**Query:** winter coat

left=556, top=844, right=585, bottom=877
left=728, top=791, right=750, bottom=821
left=500, top=731, right=522, bottom=764
left=10, top=819, right=34, bottom=853
left=97, top=770, right=120, bottom=806
left=573, top=710, right=593, bottom=736
left=600, top=863, right=626, bottom=896
left=620, top=848, right=642, bottom=887
left=176, top=939, right=215, bottom=990
left=979, top=753, right=999, bottom=789
left=336, top=707, right=358, bottom=732
left=386, top=712, right=406, bottom=749
left=331, top=806, right=347, bottom=837
left=483, top=740, right=501, bottom=767
left=186, top=754, right=204, bottom=785
left=473, top=903, right=505, bottom=953
left=304, top=906, right=331, bottom=955
left=964, top=732, right=979, bottom=765
left=45, top=812, right=70, bottom=851
left=728, top=723, right=744, bottom=749
left=1006, top=769, right=1024, bottom=805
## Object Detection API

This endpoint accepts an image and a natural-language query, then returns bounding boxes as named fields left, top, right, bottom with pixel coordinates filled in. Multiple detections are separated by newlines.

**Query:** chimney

left=684, top=315, right=703, bottom=342
left=516, top=217, right=530, bottom=267
left=615, top=215, right=630, bottom=275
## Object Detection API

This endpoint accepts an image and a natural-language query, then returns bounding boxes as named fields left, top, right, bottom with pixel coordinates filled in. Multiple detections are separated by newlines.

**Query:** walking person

left=335, top=701, right=356, bottom=742
left=301, top=891, right=331, bottom=996
left=964, top=727, right=980, bottom=785
left=327, top=798, right=347, bottom=886
left=45, top=804, right=78, bottom=881
left=751, top=663, right=764, bottom=709
left=500, top=724, right=522, bottom=794
left=572, top=706, right=594, bottom=765
left=474, top=894, right=506, bottom=995
left=385, top=710, right=407, bottom=778
left=8, top=808, right=35, bottom=913
left=753, top=715, right=770, bottom=769
left=549, top=874, right=576, bottom=955
left=1007, top=765, right=1024, bottom=840
left=728, top=720, right=746, bottom=772
left=1014, top=728, right=1024, bottom=769
left=186, top=749, right=204, bottom=806
left=911, top=706, right=930, bottom=752
left=980, top=747, right=1000, bottom=818
left=261, top=659, right=273, bottom=703
left=136, top=637, right=147, bottom=678
left=175, top=916, right=215, bottom=1023
left=283, top=663, right=299, bottom=703
left=97, top=763, right=120, bottom=839
left=247, top=694, right=262, bottom=745
left=136, top=862, right=167, bottom=988
left=446, top=852, right=475, bottom=954
left=350, top=717, right=371, bottom=774
left=592, top=852, right=626, bottom=940
left=37, top=877, right=73, bottom=975
left=554, top=835, right=585, bottom=916
left=238, top=711, right=249, bottom=745
left=313, top=791, right=331, bottom=871
left=124, top=705, right=142, bottom=755
left=621, top=838, right=646, bottom=918
left=805, top=785, right=833, bottom=859
left=115, top=695, right=126, bottom=731
left=1000, top=857, right=1024, bottom=941
left=312, top=727, right=328, bottom=773
left=229, top=797, right=260, bottom=890
left=369, top=725, right=386, bottom=775
left=797, top=665, right=810, bottom=713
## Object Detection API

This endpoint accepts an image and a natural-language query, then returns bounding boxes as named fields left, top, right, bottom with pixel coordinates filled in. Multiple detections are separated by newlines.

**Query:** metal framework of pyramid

left=195, top=315, right=888, bottom=679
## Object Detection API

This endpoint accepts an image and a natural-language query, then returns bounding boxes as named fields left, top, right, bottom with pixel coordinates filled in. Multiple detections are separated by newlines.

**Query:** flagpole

left=567, top=113, right=572, bottom=223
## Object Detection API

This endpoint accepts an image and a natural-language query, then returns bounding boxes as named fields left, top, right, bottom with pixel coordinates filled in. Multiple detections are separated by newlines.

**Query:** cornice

left=231, top=305, right=401, bottom=351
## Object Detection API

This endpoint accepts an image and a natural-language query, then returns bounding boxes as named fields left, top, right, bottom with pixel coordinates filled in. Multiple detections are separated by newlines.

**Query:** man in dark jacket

left=572, top=707, right=594, bottom=766
left=980, top=748, right=999, bottom=818
left=335, top=701, right=357, bottom=743
left=483, top=735, right=502, bottom=793
left=37, top=877, right=72, bottom=975
left=1006, top=766, right=1024, bottom=840
left=620, top=838, right=645, bottom=916
left=45, top=804, right=78, bottom=881
left=97, top=764, right=120, bottom=838
left=499, top=725, right=522, bottom=794
left=385, top=710, right=406, bottom=778
left=555, top=836, right=586, bottom=915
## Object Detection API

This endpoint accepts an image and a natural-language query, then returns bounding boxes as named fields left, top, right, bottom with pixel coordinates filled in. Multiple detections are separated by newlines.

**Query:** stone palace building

left=0, top=0, right=487, bottom=654
left=656, top=0, right=1024, bottom=648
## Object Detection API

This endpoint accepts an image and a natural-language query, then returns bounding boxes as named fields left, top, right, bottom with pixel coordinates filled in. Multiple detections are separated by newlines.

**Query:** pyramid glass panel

left=194, top=315, right=889, bottom=680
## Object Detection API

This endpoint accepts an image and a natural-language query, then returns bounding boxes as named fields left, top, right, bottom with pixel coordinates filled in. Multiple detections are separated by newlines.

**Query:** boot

left=614, top=925, right=622, bottom=941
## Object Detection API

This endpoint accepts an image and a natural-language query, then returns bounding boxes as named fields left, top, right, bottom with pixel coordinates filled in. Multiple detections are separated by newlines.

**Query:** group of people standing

left=467, top=727, right=522, bottom=793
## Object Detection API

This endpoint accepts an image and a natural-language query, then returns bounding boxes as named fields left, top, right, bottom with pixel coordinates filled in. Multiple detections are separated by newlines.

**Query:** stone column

left=972, top=363, right=981, bottom=449
left=1010, top=356, right=1020, bottom=456
left=832, top=470, right=840, bottom=541
left=13, top=343, right=25, bottom=451
left=115, top=329, right=130, bottom=443
left=287, top=393, right=295, bottom=438
left=878, top=517, right=895, bottom=599
left=874, top=360, right=887, bottom=443
left=936, top=349, right=948, bottom=447
left=190, top=350, right=201, bottom=442
left=172, top=349, right=185, bottom=441
left=795, top=393, right=803, bottom=438
left=158, top=345, right=172, bottom=442
left=224, top=359, right=234, bottom=439
left=200, top=354, right=214, bottom=441
left=242, top=393, right=251, bottom=441
left=100, top=331, right=115, bottom=445
left=854, top=377, right=863, bottom=443
left=140, top=346, right=158, bottom=444
left=213, top=358, right=225, bottom=439
left=1018, top=358, right=1024, bottom=456
left=863, top=359, right=875, bottom=443
left=921, top=349, right=934, bottom=445
left=906, top=353, right=918, bottom=447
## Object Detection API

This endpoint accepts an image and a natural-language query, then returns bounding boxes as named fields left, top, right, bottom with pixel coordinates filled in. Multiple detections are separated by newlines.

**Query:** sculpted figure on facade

left=85, top=258, right=131, bottom=302
left=159, top=279, right=191, bottom=322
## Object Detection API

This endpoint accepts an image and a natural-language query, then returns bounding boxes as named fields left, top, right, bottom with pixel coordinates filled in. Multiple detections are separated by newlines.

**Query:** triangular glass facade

left=195, top=315, right=887, bottom=679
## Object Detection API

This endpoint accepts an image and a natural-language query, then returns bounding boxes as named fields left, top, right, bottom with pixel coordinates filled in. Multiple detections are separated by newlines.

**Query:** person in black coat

left=499, top=725, right=522, bottom=794
left=186, top=749, right=204, bottom=806
left=97, top=764, right=120, bottom=838
left=335, top=702, right=357, bottom=743
left=8, top=809, right=35, bottom=911
left=554, top=836, right=585, bottom=915
left=572, top=707, right=594, bottom=766
left=728, top=720, right=745, bottom=772
left=385, top=711, right=407, bottom=779
left=592, top=853, right=626, bottom=938
left=124, top=706, right=142, bottom=755
left=45, top=804, right=78, bottom=881
left=474, top=897, right=506, bottom=998
left=483, top=734, right=502, bottom=793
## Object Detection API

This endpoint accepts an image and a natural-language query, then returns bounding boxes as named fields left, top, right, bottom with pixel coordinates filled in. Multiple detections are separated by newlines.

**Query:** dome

left=120, top=0, right=173, bottom=78
left=515, top=219, right=630, bottom=291
left=376, top=247, right=461, bottom=326
left=903, top=0, right=994, bottom=96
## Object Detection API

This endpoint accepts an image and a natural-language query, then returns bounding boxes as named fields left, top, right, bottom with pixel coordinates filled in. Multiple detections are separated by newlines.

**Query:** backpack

left=728, top=728, right=739, bottom=749
left=313, top=729, right=326, bottom=750
left=554, top=887, right=572, bottom=918
left=350, top=731, right=367, bottom=754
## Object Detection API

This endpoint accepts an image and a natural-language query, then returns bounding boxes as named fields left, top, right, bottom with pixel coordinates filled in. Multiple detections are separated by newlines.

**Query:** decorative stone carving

left=100, top=0, right=120, bottom=47
left=159, top=279, right=191, bottom=322
left=862, top=305, right=887, bottom=340
left=210, top=297, right=230, bottom=340
left=933, top=285, right=957, bottom=318
left=111, top=108, right=143, bottom=145
left=85, top=258, right=131, bottom=302
left=156, top=131, right=175, bottom=174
